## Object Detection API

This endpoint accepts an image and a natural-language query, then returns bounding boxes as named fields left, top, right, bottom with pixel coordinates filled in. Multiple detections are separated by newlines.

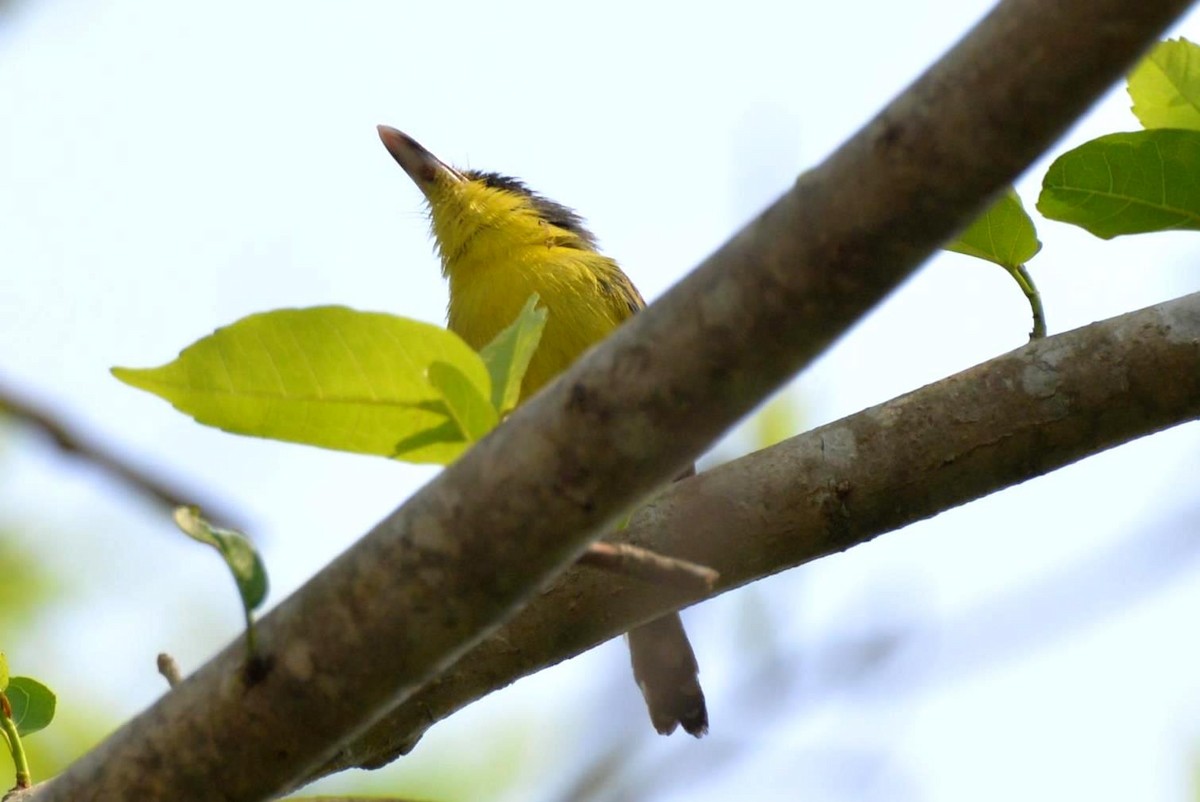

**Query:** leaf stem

left=1008, top=263, right=1047, bottom=339
left=0, top=692, right=31, bottom=789
left=244, top=608, right=258, bottom=661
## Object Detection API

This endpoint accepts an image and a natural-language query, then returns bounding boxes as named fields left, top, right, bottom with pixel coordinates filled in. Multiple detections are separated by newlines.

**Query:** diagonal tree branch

left=0, top=379, right=243, bottom=528
left=19, top=0, right=1193, bottom=800
left=316, top=290, right=1200, bottom=778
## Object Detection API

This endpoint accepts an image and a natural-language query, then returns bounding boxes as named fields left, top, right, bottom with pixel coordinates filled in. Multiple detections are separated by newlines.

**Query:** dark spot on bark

left=820, top=480, right=855, bottom=550
left=568, top=382, right=592, bottom=412
left=878, top=120, right=902, bottom=149
left=242, top=653, right=275, bottom=687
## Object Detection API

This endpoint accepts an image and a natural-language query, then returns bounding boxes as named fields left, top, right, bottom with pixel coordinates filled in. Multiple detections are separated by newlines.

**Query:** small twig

left=156, top=654, right=183, bottom=689
left=579, top=542, right=719, bottom=593
left=0, top=379, right=243, bottom=528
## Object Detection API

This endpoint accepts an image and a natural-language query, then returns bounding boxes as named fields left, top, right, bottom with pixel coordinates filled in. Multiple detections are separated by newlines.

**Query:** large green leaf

left=112, top=307, right=489, bottom=464
left=1037, top=129, right=1200, bottom=239
left=945, top=188, right=1042, bottom=268
left=478, top=295, right=549, bottom=414
left=1129, top=38, right=1200, bottom=130
left=5, top=677, right=55, bottom=736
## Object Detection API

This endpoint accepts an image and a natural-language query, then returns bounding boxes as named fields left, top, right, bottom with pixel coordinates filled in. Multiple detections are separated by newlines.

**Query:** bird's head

left=377, top=126, right=598, bottom=276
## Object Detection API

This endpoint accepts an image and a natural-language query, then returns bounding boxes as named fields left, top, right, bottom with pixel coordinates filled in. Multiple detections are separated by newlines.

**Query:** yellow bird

left=378, top=126, right=707, bottom=737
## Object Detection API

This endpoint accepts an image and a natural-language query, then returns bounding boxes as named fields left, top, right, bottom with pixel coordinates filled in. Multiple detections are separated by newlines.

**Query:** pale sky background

left=3, top=1, right=1200, bottom=800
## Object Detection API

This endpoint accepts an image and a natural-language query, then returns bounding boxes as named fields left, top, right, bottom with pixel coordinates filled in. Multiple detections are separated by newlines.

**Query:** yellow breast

left=448, top=245, right=640, bottom=399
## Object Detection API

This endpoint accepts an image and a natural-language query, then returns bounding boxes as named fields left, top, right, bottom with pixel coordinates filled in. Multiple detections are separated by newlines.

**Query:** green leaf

left=1128, top=38, right=1200, bottom=130
left=0, top=653, right=8, bottom=692
left=478, top=295, right=549, bottom=414
left=112, top=306, right=489, bottom=465
left=428, top=362, right=499, bottom=444
left=174, top=507, right=268, bottom=613
left=945, top=189, right=1047, bottom=338
left=945, top=189, right=1042, bottom=268
left=1037, top=129, right=1200, bottom=239
left=5, top=677, right=55, bottom=736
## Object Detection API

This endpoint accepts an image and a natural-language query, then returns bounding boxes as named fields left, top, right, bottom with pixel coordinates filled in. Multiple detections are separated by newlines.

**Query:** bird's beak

left=377, top=126, right=465, bottom=197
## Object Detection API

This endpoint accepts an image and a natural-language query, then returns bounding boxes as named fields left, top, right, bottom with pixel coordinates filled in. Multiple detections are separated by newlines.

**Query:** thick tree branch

left=316, top=291, right=1200, bottom=777
left=23, top=0, right=1192, bottom=800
